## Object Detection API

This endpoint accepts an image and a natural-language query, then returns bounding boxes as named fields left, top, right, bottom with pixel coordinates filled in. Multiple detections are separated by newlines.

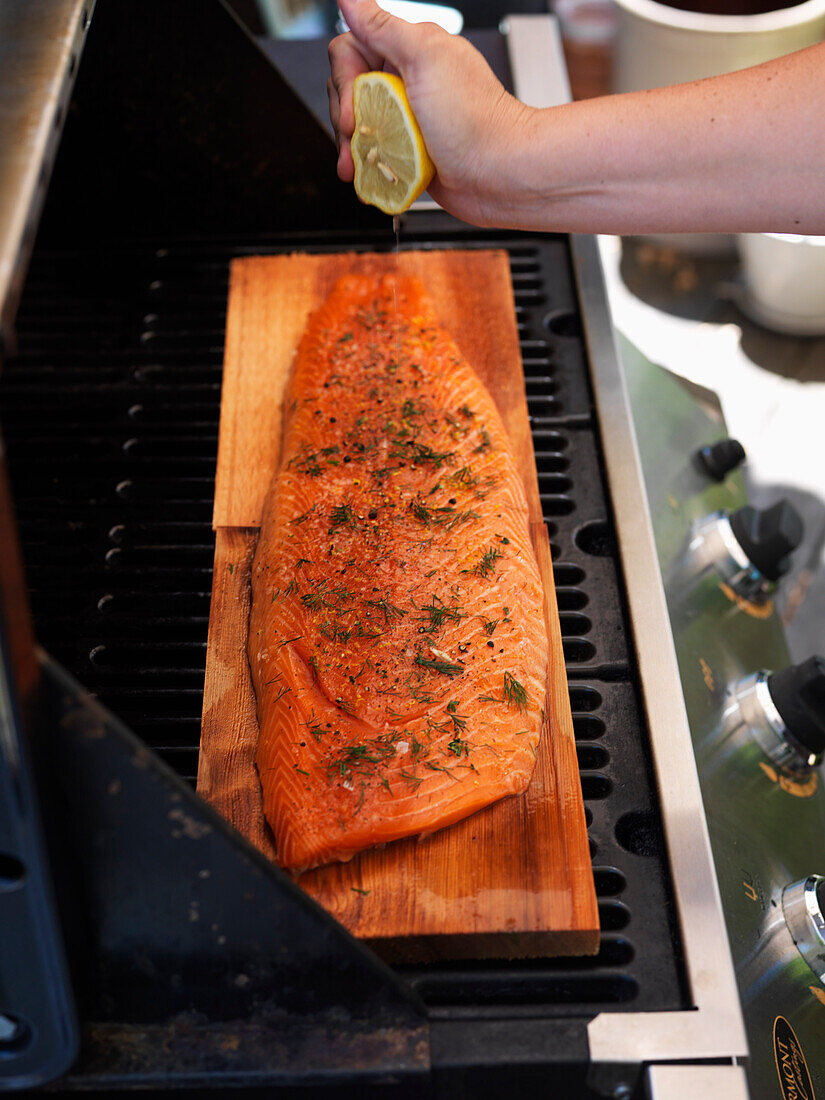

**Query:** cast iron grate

left=0, top=221, right=687, bottom=1020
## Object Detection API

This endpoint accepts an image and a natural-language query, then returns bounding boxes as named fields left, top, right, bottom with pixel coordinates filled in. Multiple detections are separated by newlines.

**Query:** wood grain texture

left=200, top=250, right=599, bottom=958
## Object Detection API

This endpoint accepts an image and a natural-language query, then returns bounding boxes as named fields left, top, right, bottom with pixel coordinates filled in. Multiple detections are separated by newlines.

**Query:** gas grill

left=2, top=2, right=822, bottom=1098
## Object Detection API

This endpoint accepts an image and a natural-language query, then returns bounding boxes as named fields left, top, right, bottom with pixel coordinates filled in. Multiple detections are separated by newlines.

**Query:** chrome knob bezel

left=688, top=512, right=775, bottom=605
left=782, top=876, right=825, bottom=984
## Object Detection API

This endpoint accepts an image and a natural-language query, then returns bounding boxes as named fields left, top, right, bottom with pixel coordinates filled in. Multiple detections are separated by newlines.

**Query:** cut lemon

left=351, top=72, right=435, bottom=216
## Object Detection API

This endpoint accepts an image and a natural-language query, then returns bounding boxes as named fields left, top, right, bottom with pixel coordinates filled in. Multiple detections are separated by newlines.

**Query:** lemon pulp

left=351, top=72, right=435, bottom=216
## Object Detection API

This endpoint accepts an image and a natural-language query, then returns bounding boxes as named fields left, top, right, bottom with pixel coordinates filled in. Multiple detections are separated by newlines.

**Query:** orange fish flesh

left=248, top=273, right=548, bottom=872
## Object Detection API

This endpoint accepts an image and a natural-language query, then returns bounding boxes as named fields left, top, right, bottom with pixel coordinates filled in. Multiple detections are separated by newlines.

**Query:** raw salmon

left=248, top=273, right=548, bottom=872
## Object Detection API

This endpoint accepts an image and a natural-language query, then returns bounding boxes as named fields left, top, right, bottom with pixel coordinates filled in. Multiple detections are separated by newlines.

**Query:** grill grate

left=1, top=221, right=687, bottom=1021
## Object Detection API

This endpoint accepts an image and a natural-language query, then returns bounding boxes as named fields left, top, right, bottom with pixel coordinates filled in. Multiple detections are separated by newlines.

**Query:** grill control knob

left=782, top=875, right=825, bottom=984
left=767, top=657, right=825, bottom=764
left=733, top=662, right=825, bottom=774
left=695, top=438, right=746, bottom=481
left=685, top=500, right=803, bottom=604
left=729, top=500, right=803, bottom=584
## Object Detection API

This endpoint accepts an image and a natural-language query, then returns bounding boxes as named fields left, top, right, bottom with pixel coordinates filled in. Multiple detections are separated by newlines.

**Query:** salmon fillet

left=248, top=273, right=549, bottom=872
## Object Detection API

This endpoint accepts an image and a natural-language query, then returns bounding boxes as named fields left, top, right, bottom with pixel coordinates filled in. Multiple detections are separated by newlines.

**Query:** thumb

left=337, top=0, right=419, bottom=71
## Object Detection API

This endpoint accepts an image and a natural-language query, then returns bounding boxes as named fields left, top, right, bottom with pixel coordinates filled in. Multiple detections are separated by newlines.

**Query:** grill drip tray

left=1, top=221, right=688, bottom=1039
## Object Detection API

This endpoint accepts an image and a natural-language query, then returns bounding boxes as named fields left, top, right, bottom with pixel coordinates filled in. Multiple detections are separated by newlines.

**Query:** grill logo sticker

left=774, top=1016, right=815, bottom=1100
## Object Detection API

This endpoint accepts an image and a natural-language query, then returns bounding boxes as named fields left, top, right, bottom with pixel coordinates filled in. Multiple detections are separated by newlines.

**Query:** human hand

left=327, top=0, right=537, bottom=225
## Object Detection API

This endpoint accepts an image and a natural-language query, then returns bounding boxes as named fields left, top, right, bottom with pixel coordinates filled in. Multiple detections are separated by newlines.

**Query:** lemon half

left=351, top=72, right=435, bottom=215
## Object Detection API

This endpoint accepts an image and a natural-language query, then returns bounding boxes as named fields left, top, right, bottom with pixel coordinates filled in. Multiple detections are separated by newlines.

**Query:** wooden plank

left=200, top=250, right=599, bottom=957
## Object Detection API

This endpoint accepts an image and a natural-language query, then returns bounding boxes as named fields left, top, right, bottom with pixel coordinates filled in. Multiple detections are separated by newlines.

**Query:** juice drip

left=392, top=215, right=401, bottom=365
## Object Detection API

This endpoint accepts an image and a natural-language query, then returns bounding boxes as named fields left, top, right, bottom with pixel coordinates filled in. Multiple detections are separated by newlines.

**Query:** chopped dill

left=482, top=617, right=499, bottom=636
left=227, top=563, right=235, bottom=575
left=399, top=770, right=423, bottom=790
left=351, top=886, right=370, bottom=895
left=284, top=578, right=299, bottom=597
left=295, top=558, right=312, bottom=568
left=294, top=766, right=309, bottom=777
left=473, top=427, right=492, bottom=454
left=352, top=780, right=366, bottom=816
left=290, top=504, right=317, bottom=525
left=459, top=404, right=475, bottom=419
left=447, top=738, right=470, bottom=758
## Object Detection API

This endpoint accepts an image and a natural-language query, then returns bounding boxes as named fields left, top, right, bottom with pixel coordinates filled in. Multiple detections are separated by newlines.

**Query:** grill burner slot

left=1, top=225, right=686, bottom=1023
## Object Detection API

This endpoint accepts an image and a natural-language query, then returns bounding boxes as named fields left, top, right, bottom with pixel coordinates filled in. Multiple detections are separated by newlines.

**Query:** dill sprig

left=329, top=502, right=355, bottom=529
left=447, top=738, right=470, bottom=758
left=326, top=739, right=396, bottom=782
left=389, top=439, right=455, bottom=468
left=446, top=700, right=468, bottom=733
left=364, top=597, right=407, bottom=623
left=482, top=617, right=499, bottom=636
left=415, top=653, right=464, bottom=677
left=449, top=465, right=481, bottom=490
left=417, top=596, right=465, bottom=633
left=464, top=546, right=501, bottom=579
left=503, top=672, right=529, bottom=712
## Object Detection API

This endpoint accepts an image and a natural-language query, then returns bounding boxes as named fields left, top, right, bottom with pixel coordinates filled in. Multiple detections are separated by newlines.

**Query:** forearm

left=483, top=43, right=825, bottom=235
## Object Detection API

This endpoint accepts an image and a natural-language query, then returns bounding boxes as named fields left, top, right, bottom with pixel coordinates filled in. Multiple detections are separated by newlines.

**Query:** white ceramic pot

left=738, top=233, right=825, bottom=334
left=612, top=0, right=825, bottom=253
left=613, top=0, right=825, bottom=92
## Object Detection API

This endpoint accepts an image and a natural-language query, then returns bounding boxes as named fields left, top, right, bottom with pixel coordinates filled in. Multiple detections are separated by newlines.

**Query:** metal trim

left=570, top=233, right=748, bottom=1065
left=503, top=14, right=571, bottom=109
left=0, top=0, right=94, bottom=354
left=646, top=1064, right=750, bottom=1100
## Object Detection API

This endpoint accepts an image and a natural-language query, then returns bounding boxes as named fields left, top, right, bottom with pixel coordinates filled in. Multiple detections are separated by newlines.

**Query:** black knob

left=728, top=499, right=803, bottom=582
left=768, top=656, right=825, bottom=758
left=695, top=438, right=746, bottom=481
